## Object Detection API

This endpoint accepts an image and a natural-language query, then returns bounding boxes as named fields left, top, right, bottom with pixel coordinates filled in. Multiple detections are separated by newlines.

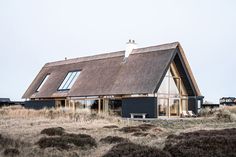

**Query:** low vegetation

left=0, top=105, right=236, bottom=157
left=40, top=127, right=65, bottom=136
left=99, top=136, right=130, bottom=144
left=164, top=128, right=236, bottom=157
left=102, top=142, right=171, bottom=157
left=3, top=148, right=20, bottom=156
left=119, top=123, right=155, bottom=133
left=102, top=125, right=119, bottom=129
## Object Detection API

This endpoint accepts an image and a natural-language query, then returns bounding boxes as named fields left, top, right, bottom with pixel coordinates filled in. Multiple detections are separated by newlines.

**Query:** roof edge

left=176, top=43, right=202, bottom=96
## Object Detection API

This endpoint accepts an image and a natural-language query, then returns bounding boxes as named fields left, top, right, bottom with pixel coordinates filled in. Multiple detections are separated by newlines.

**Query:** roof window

left=58, top=71, right=80, bottom=90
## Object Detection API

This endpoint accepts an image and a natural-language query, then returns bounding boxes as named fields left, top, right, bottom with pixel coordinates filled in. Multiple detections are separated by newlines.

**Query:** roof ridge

left=44, top=42, right=179, bottom=67
left=131, top=42, right=179, bottom=54
left=45, top=51, right=125, bottom=67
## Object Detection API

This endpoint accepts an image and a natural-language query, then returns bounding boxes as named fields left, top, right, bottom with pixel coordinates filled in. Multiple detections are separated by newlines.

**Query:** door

left=158, top=98, right=180, bottom=117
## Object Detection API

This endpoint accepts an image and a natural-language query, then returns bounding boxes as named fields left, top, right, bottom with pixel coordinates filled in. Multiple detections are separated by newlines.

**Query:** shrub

left=198, top=107, right=212, bottom=117
left=0, top=134, right=26, bottom=149
left=3, top=148, right=20, bottom=156
left=103, top=125, right=119, bottom=129
left=37, top=133, right=97, bottom=150
left=216, top=109, right=236, bottom=122
left=227, top=106, right=236, bottom=114
left=40, top=127, right=65, bottom=136
left=63, top=133, right=97, bottom=149
left=102, top=142, right=171, bottom=157
left=119, top=126, right=142, bottom=133
left=36, top=137, right=71, bottom=150
left=119, top=124, right=155, bottom=133
left=164, top=128, right=236, bottom=157
left=132, top=132, right=149, bottom=137
left=100, top=136, right=130, bottom=144
left=138, top=123, right=156, bottom=131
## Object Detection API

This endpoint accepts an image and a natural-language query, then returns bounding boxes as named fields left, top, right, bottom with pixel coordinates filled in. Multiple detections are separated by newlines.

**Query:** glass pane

left=59, top=72, right=72, bottom=90
left=170, top=99, right=179, bottom=116
left=75, top=100, right=86, bottom=110
left=169, top=77, right=180, bottom=95
left=158, top=99, right=168, bottom=116
left=59, top=71, right=81, bottom=90
left=63, top=72, right=76, bottom=89
left=67, top=71, right=80, bottom=89
left=158, top=76, right=168, bottom=94
left=37, top=74, right=50, bottom=92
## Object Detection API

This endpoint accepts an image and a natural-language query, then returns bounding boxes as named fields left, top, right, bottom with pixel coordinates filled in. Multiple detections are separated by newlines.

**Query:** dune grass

left=0, top=105, right=235, bottom=157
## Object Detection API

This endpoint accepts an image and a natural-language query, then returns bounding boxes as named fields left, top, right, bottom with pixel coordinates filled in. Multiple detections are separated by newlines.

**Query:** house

left=0, top=98, right=11, bottom=107
left=219, top=97, right=236, bottom=106
left=22, top=41, right=204, bottom=118
left=0, top=98, right=24, bottom=107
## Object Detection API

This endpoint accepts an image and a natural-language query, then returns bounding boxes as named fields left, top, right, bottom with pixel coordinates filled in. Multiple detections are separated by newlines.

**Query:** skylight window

left=58, top=71, right=80, bottom=90
left=37, top=74, right=50, bottom=92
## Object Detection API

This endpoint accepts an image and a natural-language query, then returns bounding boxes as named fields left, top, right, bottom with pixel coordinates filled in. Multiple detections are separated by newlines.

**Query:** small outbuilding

left=23, top=41, right=204, bottom=118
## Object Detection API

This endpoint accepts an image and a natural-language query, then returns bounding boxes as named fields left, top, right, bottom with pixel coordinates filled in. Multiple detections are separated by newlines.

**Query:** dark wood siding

left=122, top=97, right=157, bottom=118
left=24, top=100, right=55, bottom=109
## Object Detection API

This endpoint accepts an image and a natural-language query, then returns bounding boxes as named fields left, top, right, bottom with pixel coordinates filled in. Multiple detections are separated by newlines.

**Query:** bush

left=164, top=128, right=236, bottom=157
left=119, top=124, right=155, bottom=133
left=215, top=109, right=236, bottom=122
left=198, top=107, right=212, bottom=117
left=36, top=137, right=71, bottom=150
left=229, top=106, right=236, bottom=114
left=103, top=125, right=119, bottom=129
left=119, top=126, right=142, bottom=133
left=138, top=124, right=156, bottom=131
left=132, top=132, right=149, bottom=137
left=3, top=148, right=20, bottom=156
left=37, top=133, right=97, bottom=150
left=100, top=136, right=130, bottom=144
left=0, top=134, right=26, bottom=149
left=40, top=127, right=65, bottom=136
left=103, top=142, right=171, bottom=157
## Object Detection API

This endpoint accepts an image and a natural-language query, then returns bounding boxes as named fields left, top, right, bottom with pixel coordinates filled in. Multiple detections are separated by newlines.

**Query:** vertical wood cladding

left=122, top=97, right=157, bottom=118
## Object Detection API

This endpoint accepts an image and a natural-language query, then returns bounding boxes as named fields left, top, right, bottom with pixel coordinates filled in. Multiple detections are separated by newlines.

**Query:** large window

left=37, top=74, right=50, bottom=92
left=158, top=63, right=188, bottom=117
left=58, top=71, right=80, bottom=90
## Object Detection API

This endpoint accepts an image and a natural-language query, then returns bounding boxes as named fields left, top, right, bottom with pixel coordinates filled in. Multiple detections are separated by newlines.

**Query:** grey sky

left=0, top=0, right=235, bottom=103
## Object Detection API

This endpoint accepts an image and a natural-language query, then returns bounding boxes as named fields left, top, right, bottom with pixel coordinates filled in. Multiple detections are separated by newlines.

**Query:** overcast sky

left=0, top=0, right=235, bottom=103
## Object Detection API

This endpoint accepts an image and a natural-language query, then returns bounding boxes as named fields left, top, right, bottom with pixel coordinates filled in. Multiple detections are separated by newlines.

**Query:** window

left=58, top=71, right=80, bottom=90
left=37, top=74, right=50, bottom=92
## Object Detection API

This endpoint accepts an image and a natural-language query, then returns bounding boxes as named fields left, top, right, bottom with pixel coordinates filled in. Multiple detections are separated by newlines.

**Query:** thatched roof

left=22, top=42, right=202, bottom=99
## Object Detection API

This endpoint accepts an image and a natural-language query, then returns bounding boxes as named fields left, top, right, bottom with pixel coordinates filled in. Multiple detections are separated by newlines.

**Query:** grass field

left=0, top=105, right=236, bottom=157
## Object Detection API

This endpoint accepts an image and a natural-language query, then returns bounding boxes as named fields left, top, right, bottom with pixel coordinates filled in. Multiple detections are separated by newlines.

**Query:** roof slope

left=22, top=42, right=201, bottom=99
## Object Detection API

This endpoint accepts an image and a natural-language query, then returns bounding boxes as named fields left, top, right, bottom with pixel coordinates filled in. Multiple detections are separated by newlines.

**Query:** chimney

left=125, top=39, right=137, bottom=58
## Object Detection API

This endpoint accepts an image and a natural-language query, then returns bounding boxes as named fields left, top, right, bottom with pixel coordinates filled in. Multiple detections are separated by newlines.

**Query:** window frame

left=58, top=70, right=81, bottom=91
left=36, top=74, right=50, bottom=92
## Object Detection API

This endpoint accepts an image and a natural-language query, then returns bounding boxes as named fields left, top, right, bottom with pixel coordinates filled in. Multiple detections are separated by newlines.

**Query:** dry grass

left=0, top=105, right=236, bottom=157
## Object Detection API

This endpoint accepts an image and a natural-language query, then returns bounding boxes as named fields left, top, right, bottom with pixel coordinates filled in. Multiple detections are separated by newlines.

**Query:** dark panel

left=24, top=100, right=55, bottom=109
left=122, top=97, right=157, bottom=118
left=188, top=98, right=198, bottom=114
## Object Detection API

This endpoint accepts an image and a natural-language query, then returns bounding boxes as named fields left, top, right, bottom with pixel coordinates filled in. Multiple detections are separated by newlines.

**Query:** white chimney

left=125, top=39, right=137, bottom=58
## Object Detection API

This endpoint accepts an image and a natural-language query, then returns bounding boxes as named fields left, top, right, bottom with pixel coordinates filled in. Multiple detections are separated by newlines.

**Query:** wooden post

left=98, top=99, right=101, bottom=114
